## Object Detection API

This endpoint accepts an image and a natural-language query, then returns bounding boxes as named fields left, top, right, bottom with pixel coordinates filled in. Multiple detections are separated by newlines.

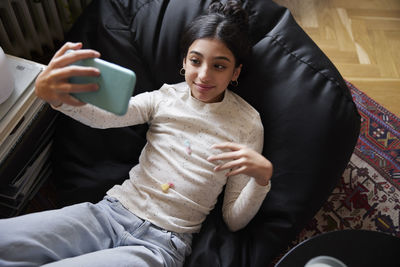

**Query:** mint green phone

left=68, top=54, right=136, bottom=116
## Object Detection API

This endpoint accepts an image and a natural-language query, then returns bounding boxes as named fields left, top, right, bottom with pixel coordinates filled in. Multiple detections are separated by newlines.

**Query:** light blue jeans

left=0, top=196, right=192, bottom=267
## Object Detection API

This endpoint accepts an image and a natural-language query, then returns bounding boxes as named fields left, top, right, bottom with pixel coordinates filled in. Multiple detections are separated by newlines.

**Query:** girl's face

left=183, top=38, right=242, bottom=103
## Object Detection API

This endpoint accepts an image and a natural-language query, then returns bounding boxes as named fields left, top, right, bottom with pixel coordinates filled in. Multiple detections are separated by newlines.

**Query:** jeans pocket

left=168, top=232, right=178, bottom=251
left=168, top=232, right=188, bottom=261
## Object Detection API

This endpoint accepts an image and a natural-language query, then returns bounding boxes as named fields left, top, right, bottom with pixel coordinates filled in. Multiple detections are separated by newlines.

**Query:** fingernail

left=91, top=68, right=100, bottom=75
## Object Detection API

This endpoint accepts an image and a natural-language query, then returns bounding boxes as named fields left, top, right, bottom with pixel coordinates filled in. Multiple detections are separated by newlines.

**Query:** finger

left=225, top=165, right=247, bottom=177
left=56, top=82, right=99, bottom=94
left=211, top=142, right=244, bottom=151
left=51, top=49, right=101, bottom=68
left=214, top=158, right=245, bottom=172
left=53, top=42, right=82, bottom=59
left=207, top=151, right=241, bottom=162
left=52, top=65, right=100, bottom=80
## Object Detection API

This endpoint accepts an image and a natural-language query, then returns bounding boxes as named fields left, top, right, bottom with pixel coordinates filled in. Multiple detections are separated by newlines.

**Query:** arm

left=207, top=120, right=273, bottom=231
left=221, top=170, right=271, bottom=232
left=35, top=42, right=153, bottom=128
left=54, top=93, right=153, bottom=129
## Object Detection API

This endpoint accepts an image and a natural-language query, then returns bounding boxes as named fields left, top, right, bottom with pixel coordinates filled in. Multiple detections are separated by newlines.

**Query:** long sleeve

left=221, top=115, right=271, bottom=232
left=53, top=91, right=155, bottom=129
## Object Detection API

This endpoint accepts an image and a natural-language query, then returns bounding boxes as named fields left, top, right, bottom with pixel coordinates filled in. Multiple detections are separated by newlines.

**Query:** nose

left=198, top=64, right=211, bottom=82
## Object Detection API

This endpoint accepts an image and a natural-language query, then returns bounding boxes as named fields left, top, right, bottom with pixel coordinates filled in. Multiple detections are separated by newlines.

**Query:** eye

left=214, top=64, right=226, bottom=70
left=190, top=58, right=200, bottom=65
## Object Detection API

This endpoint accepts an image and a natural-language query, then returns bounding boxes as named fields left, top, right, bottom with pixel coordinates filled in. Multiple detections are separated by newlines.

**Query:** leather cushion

left=56, top=0, right=360, bottom=265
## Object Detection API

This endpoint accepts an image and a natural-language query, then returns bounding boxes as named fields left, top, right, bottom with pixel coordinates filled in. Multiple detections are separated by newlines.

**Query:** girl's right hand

left=34, top=42, right=101, bottom=107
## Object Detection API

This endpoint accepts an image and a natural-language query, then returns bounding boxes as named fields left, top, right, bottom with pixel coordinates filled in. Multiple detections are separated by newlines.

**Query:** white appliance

left=0, top=47, right=14, bottom=104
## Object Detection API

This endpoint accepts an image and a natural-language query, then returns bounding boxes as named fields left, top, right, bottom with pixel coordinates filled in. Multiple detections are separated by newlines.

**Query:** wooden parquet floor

left=273, top=0, right=400, bottom=117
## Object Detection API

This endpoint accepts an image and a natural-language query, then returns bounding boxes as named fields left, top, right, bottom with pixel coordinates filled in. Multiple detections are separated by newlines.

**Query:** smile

left=194, top=82, right=214, bottom=91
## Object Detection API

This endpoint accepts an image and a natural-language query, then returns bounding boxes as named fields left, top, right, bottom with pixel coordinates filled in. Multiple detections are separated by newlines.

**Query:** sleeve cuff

left=51, top=103, right=75, bottom=112
left=249, top=178, right=271, bottom=194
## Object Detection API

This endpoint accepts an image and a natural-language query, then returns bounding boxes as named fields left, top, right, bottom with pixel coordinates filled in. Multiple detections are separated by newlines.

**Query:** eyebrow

left=189, top=50, right=231, bottom=62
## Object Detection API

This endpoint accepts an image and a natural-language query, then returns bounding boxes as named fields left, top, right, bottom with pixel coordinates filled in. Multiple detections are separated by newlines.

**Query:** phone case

left=69, top=57, right=136, bottom=116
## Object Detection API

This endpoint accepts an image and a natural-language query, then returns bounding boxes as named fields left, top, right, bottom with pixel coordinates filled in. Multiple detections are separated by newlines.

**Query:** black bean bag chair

left=53, top=0, right=360, bottom=265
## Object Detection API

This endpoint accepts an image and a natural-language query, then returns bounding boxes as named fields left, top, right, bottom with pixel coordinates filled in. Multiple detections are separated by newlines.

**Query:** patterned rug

left=293, top=81, right=400, bottom=245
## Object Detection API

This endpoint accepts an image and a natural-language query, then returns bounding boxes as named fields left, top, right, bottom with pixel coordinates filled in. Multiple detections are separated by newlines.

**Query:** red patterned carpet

left=293, top=81, right=400, bottom=244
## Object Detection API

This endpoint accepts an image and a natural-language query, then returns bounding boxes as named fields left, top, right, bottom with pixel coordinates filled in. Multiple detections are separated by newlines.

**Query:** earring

left=180, top=68, right=185, bottom=76
left=230, top=80, right=238, bottom=87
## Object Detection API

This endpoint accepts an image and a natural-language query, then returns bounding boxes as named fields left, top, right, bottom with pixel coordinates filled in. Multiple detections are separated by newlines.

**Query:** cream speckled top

left=55, top=82, right=270, bottom=233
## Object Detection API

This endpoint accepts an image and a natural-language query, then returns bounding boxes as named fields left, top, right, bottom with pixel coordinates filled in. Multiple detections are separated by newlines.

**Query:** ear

left=232, top=64, right=242, bottom=81
left=183, top=58, right=186, bottom=69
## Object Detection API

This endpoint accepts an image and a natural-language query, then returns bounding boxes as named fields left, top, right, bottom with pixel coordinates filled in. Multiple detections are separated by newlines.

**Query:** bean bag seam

left=265, top=34, right=356, bottom=106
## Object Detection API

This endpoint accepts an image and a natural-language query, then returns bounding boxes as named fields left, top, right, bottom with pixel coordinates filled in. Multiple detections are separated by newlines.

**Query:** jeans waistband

left=104, top=196, right=192, bottom=247
left=150, top=221, right=192, bottom=247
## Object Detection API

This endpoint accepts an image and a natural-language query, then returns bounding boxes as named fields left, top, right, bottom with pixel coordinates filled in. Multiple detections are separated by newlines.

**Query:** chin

left=195, top=95, right=210, bottom=103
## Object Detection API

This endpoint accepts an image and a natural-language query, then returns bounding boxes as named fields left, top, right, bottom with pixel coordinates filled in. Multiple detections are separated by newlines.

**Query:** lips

left=194, top=82, right=214, bottom=91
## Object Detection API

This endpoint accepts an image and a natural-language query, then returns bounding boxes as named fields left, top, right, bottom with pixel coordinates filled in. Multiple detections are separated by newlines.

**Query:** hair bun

left=181, top=0, right=251, bottom=66
left=208, top=0, right=248, bottom=27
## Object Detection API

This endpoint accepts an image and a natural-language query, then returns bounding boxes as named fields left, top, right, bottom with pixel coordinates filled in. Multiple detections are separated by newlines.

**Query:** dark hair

left=180, top=0, right=250, bottom=67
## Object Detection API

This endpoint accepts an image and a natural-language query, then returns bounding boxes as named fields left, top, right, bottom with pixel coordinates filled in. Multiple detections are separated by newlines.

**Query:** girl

left=0, top=1, right=273, bottom=266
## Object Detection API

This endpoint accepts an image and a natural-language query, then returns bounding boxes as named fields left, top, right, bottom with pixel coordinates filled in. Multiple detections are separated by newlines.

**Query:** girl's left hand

left=207, top=142, right=273, bottom=186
